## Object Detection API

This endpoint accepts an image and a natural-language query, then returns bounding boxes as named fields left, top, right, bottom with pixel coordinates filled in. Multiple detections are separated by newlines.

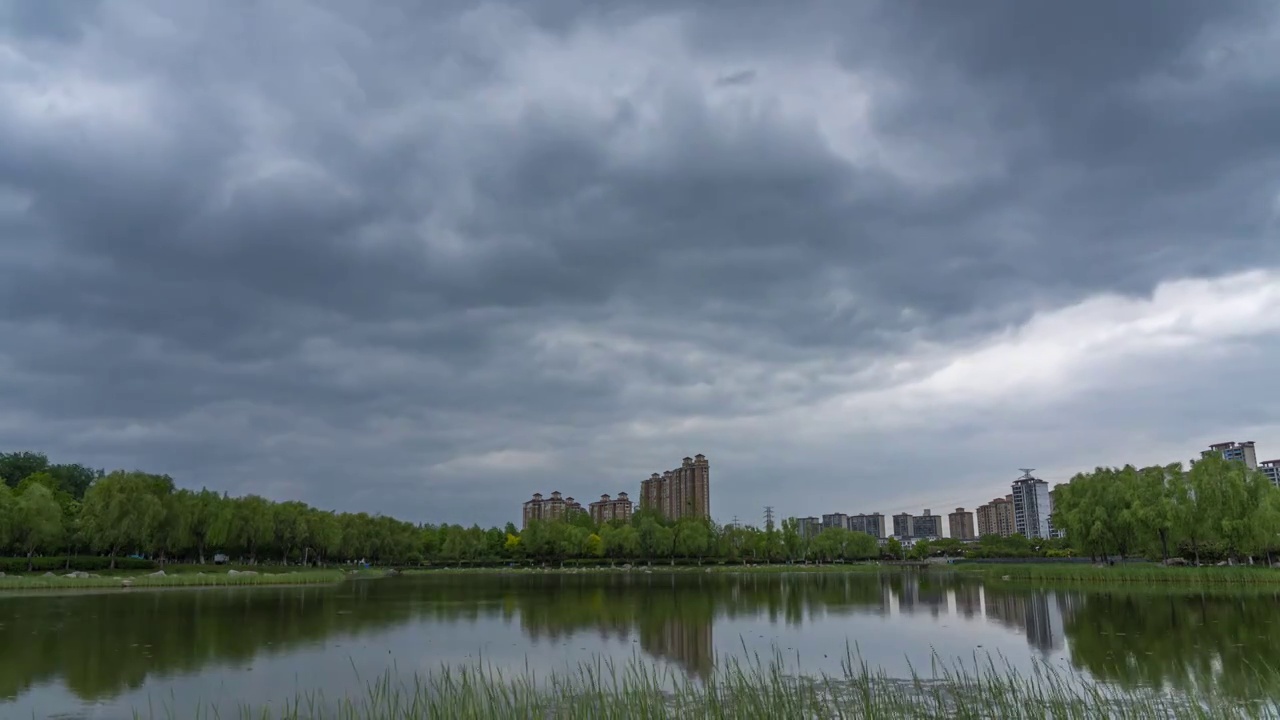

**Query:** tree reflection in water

left=2, top=572, right=1278, bottom=703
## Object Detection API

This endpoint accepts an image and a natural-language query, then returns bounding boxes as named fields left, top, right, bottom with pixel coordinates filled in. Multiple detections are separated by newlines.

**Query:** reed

left=131, top=646, right=1270, bottom=719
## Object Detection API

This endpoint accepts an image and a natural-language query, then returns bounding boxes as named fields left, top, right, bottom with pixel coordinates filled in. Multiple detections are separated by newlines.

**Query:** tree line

left=1, top=450, right=905, bottom=569
left=1052, top=453, right=1280, bottom=564
left=17, top=449, right=1272, bottom=570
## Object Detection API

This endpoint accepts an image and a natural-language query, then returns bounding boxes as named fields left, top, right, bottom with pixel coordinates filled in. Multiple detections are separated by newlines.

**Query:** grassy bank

left=135, top=649, right=1265, bottom=719
left=954, top=562, right=1280, bottom=585
left=401, top=562, right=891, bottom=575
left=0, top=569, right=347, bottom=591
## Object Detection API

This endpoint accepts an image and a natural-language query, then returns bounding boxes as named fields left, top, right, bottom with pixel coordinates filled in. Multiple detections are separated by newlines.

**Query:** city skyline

left=781, top=440, right=1280, bottom=540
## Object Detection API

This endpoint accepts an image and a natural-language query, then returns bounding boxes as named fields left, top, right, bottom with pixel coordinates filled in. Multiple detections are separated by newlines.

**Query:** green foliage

left=13, top=483, right=63, bottom=568
left=1053, top=455, right=1280, bottom=563
left=884, top=537, right=903, bottom=559
left=1, top=451, right=102, bottom=499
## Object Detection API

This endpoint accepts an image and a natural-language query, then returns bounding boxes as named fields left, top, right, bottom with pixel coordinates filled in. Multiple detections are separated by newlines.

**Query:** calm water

left=2, top=572, right=1278, bottom=717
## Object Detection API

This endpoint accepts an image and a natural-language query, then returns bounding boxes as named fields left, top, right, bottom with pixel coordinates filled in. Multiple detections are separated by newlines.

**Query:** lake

left=2, top=571, right=1277, bottom=718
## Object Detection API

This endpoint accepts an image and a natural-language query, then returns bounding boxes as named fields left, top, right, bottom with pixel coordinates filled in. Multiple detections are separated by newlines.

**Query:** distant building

left=639, top=454, right=710, bottom=521
left=893, top=510, right=941, bottom=540
left=1048, top=487, right=1066, bottom=540
left=892, top=512, right=913, bottom=539
left=1203, top=441, right=1258, bottom=469
left=822, top=513, right=849, bottom=530
left=849, top=513, right=886, bottom=539
left=795, top=516, right=822, bottom=540
left=1011, top=471, right=1053, bottom=539
left=1261, top=459, right=1280, bottom=489
left=522, top=491, right=585, bottom=528
left=948, top=507, right=976, bottom=540
left=914, top=509, right=942, bottom=539
left=589, top=492, right=634, bottom=525
left=977, top=496, right=1016, bottom=537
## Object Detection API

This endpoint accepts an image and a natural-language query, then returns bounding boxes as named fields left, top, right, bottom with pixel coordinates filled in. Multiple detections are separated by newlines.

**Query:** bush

left=0, top=555, right=156, bottom=573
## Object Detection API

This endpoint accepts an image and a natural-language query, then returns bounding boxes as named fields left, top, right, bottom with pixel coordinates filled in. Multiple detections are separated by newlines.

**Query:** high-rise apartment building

left=639, top=454, right=710, bottom=521
left=977, top=496, right=1016, bottom=537
left=1011, top=471, right=1053, bottom=539
left=822, top=513, right=849, bottom=530
left=893, top=510, right=941, bottom=540
left=892, top=512, right=913, bottom=539
left=948, top=507, right=976, bottom=540
left=914, top=509, right=942, bottom=539
left=796, top=516, right=822, bottom=540
left=1261, top=459, right=1280, bottom=489
left=589, top=492, right=634, bottom=525
left=522, top=491, right=584, bottom=528
left=1203, top=441, right=1258, bottom=469
left=849, top=513, right=886, bottom=539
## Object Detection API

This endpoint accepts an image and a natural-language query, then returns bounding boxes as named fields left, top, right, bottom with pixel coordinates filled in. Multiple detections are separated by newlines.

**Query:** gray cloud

left=1, top=0, right=1279, bottom=526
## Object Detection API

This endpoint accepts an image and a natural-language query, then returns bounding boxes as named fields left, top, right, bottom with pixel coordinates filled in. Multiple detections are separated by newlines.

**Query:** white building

left=1203, top=441, right=1258, bottom=469
left=1011, top=470, right=1053, bottom=540
left=1261, top=459, right=1280, bottom=489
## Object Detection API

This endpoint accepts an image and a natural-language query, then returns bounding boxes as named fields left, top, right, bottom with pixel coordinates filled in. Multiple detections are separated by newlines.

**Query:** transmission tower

left=731, top=515, right=740, bottom=528
left=763, top=506, right=775, bottom=531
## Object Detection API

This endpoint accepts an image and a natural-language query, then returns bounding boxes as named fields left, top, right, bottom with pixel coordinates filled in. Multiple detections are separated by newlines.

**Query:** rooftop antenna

left=1018, top=468, right=1036, bottom=479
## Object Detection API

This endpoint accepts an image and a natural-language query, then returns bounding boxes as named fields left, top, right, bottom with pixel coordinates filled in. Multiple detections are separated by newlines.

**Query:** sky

left=2, top=0, right=1279, bottom=530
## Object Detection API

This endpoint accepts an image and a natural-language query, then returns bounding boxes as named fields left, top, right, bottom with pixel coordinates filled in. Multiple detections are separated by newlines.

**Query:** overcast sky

left=3, top=0, right=1279, bottom=529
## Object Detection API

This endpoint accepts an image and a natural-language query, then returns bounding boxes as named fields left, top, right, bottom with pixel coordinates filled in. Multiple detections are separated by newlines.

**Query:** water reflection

left=3, top=572, right=1280, bottom=710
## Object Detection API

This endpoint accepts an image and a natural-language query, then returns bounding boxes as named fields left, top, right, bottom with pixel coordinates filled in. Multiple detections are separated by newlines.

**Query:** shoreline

left=0, top=568, right=357, bottom=594
left=7, top=560, right=1278, bottom=593
left=399, top=561, right=1280, bottom=584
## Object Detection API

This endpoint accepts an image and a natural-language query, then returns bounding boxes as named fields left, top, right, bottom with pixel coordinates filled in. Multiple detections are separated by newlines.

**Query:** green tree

left=79, top=471, right=165, bottom=568
left=237, top=496, right=276, bottom=563
left=0, top=484, right=14, bottom=553
left=781, top=518, right=803, bottom=563
left=273, top=501, right=311, bottom=564
left=885, top=537, right=903, bottom=560
left=14, top=483, right=63, bottom=569
left=0, top=451, right=49, bottom=488
left=310, top=510, right=342, bottom=565
left=585, top=532, right=604, bottom=559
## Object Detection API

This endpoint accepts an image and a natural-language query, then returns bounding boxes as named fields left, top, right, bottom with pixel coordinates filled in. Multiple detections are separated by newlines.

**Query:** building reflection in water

left=513, top=573, right=1076, bottom=679
left=983, top=587, right=1066, bottom=655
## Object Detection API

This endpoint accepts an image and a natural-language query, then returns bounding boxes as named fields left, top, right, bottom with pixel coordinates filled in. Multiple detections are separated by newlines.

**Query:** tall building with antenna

left=1011, top=469, right=1053, bottom=539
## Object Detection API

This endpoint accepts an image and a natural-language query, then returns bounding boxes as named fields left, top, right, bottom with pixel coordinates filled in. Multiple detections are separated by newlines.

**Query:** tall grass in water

left=133, top=647, right=1269, bottom=719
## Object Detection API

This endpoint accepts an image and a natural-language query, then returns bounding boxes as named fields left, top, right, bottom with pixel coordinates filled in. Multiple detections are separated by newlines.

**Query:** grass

left=953, top=562, right=1280, bottom=585
left=401, top=562, right=891, bottom=575
left=0, top=568, right=347, bottom=591
left=130, top=646, right=1272, bottom=719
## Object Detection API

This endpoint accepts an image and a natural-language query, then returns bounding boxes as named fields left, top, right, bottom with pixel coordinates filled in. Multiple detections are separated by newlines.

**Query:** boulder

left=147, top=570, right=167, bottom=577
left=228, top=569, right=258, bottom=576
left=64, top=571, right=90, bottom=579
left=43, top=572, right=56, bottom=577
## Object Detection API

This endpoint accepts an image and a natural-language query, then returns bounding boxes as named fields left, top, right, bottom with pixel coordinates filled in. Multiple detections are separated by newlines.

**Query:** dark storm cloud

left=1, top=0, right=1278, bottom=524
